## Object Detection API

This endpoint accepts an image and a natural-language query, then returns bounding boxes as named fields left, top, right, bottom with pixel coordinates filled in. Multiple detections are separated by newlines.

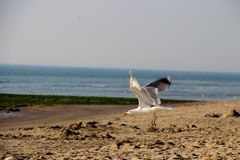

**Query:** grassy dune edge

left=0, top=93, right=195, bottom=107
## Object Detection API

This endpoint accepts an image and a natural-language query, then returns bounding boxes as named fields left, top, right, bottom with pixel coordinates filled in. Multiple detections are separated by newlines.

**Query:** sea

left=0, top=64, right=240, bottom=101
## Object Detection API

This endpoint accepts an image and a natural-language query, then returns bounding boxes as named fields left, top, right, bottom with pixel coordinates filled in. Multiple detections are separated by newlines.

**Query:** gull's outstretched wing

left=145, top=77, right=171, bottom=92
left=143, top=87, right=161, bottom=105
left=143, top=77, right=172, bottom=105
left=129, top=71, right=156, bottom=107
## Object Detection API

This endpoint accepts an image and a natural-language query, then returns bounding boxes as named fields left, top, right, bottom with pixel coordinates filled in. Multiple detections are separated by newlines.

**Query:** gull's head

left=123, top=110, right=134, bottom=116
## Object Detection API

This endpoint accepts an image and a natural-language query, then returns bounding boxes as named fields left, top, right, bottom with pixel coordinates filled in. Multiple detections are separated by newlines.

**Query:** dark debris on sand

left=227, top=109, right=240, bottom=117
left=204, top=113, right=222, bottom=118
left=1, top=119, right=240, bottom=160
left=52, top=121, right=118, bottom=140
left=205, top=109, right=240, bottom=118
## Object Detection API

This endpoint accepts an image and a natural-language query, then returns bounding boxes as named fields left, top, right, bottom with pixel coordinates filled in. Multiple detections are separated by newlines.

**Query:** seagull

left=124, top=70, right=172, bottom=127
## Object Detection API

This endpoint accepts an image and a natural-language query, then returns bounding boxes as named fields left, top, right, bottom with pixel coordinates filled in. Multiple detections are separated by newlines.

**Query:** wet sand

left=1, top=101, right=240, bottom=159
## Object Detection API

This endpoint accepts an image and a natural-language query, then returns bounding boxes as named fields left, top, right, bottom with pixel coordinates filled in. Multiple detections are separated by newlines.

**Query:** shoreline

left=0, top=104, right=135, bottom=131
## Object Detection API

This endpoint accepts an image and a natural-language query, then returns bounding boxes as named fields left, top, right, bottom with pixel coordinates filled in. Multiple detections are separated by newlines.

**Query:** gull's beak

left=123, top=112, right=128, bottom=116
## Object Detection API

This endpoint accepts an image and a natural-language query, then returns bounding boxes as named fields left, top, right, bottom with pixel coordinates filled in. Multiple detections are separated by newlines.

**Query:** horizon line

left=0, top=63, right=239, bottom=74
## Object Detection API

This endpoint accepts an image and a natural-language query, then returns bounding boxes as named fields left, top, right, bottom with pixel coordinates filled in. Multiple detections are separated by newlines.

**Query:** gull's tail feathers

left=157, top=106, right=173, bottom=110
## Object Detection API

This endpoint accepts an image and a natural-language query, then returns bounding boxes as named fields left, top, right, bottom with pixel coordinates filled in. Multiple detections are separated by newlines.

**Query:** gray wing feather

left=145, top=77, right=171, bottom=92
left=143, top=87, right=161, bottom=105
left=143, top=76, right=171, bottom=105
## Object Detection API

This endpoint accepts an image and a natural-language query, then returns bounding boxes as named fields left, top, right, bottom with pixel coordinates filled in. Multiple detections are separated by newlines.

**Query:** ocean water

left=0, top=64, right=240, bottom=101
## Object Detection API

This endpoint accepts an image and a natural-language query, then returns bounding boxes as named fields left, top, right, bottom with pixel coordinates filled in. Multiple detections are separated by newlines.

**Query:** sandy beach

left=1, top=101, right=240, bottom=160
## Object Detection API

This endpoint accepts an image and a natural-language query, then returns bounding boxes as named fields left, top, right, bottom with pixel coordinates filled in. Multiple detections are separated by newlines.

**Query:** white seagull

left=124, top=71, right=172, bottom=127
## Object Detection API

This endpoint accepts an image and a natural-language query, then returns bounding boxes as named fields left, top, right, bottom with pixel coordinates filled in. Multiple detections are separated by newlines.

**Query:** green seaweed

left=0, top=93, right=195, bottom=107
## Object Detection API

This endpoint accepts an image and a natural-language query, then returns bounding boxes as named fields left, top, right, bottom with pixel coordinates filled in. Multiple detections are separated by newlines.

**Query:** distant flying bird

left=124, top=71, right=172, bottom=127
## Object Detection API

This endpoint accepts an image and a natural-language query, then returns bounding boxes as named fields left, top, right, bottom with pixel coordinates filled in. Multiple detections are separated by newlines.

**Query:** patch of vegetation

left=0, top=93, right=194, bottom=107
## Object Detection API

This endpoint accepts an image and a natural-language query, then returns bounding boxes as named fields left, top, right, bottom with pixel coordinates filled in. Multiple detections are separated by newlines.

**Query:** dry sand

left=1, top=101, right=240, bottom=160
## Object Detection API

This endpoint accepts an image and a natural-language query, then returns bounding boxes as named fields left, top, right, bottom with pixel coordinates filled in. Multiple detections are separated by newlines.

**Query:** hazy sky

left=1, top=0, right=240, bottom=72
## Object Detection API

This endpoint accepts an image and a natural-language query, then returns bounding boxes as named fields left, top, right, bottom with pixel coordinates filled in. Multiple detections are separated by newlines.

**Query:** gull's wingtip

left=167, top=76, right=172, bottom=86
left=167, top=76, right=171, bottom=81
left=129, top=70, right=134, bottom=78
left=129, top=70, right=132, bottom=75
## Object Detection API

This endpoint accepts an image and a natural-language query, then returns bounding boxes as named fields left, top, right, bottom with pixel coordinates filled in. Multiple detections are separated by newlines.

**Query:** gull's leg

left=153, top=113, right=157, bottom=127
left=150, top=117, right=154, bottom=127
left=150, top=114, right=155, bottom=127
left=148, top=113, right=158, bottom=131
left=153, top=113, right=158, bottom=127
